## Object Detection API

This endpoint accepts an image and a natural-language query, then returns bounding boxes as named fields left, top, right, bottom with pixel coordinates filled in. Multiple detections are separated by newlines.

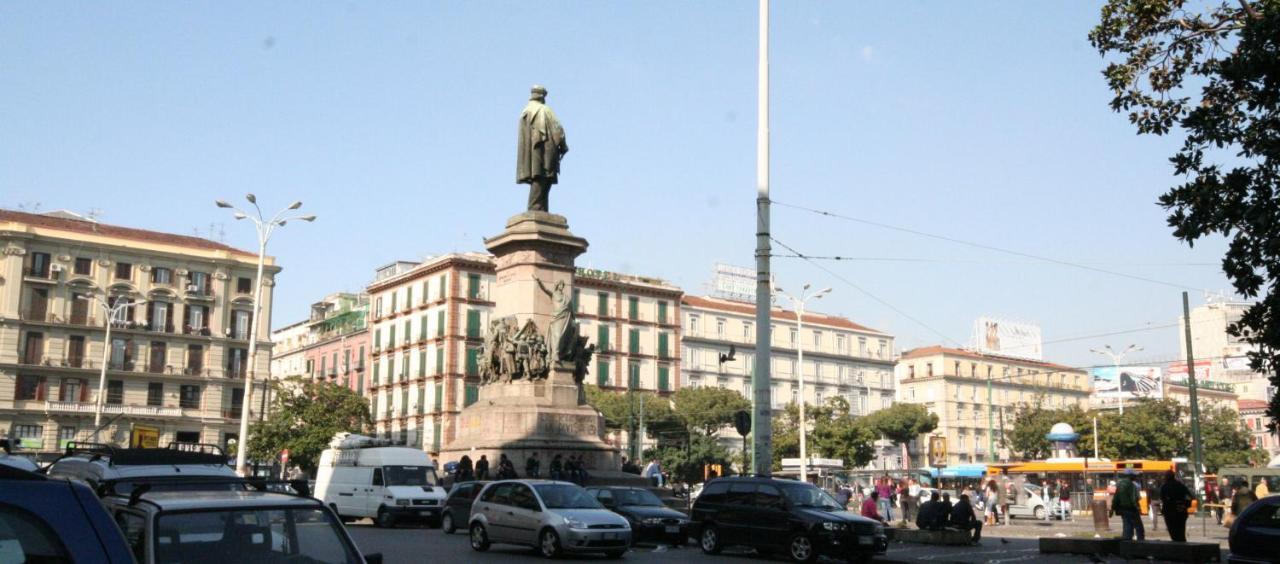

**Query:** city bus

left=986, top=459, right=1198, bottom=515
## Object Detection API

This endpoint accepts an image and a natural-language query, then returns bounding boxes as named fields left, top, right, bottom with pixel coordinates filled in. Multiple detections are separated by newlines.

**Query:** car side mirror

left=364, top=553, right=383, bottom=564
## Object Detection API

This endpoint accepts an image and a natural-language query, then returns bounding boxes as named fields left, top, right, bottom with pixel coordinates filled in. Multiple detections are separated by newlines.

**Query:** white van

left=314, top=433, right=445, bottom=528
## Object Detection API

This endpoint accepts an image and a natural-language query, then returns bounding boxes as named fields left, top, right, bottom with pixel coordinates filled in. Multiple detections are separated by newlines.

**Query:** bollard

left=1091, top=499, right=1111, bottom=533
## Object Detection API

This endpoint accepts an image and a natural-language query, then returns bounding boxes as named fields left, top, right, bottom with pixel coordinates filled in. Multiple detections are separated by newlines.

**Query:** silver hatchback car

left=469, top=480, right=631, bottom=558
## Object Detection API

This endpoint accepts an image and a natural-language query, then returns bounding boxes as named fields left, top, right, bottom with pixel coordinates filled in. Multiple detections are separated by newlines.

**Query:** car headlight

left=565, top=518, right=588, bottom=529
left=822, top=522, right=848, bottom=531
left=395, top=499, right=410, bottom=506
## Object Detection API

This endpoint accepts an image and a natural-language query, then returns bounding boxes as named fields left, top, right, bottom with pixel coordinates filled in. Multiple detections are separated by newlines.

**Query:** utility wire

left=771, top=200, right=1204, bottom=292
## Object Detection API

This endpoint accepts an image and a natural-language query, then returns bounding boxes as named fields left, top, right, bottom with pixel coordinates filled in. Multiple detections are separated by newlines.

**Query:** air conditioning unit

left=186, top=284, right=199, bottom=293
left=50, top=264, right=66, bottom=273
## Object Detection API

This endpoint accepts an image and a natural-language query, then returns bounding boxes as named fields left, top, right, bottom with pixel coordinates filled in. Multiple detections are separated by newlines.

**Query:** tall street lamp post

left=775, top=284, right=830, bottom=484
left=81, top=294, right=147, bottom=441
left=216, top=195, right=315, bottom=476
left=1089, top=344, right=1142, bottom=415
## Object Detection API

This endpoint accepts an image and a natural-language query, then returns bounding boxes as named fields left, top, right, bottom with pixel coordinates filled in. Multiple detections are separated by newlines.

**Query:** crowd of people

left=450, top=452, right=592, bottom=485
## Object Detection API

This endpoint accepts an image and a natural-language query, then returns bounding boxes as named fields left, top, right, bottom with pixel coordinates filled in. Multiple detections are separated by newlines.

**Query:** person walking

left=1159, top=470, right=1192, bottom=542
left=1059, top=480, right=1073, bottom=521
left=1146, top=480, right=1162, bottom=531
left=1112, top=469, right=1144, bottom=541
left=458, top=455, right=474, bottom=483
left=475, top=455, right=490, bottom=481
left=1205, top=479, right=1221, bottom=525
left=876, top=477, right=894, bottom=523
left=984, top=480, right=999, bottom=526
left=906, top=479, right=922, bottom=522
left=951, top=494, right=983, bottom=545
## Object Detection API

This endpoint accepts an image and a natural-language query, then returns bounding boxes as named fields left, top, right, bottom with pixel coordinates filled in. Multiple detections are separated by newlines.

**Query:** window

left=28, top=252, right=52, bottom=277
left=658, top=366, right=670, bottom=391
left=147, top=301, right=173, bottom=332
left=179, top=385, right=201, bottom=409
left=628, top=361, right=641, bottom=389
left=107, top=380, right=124, bottom=404
left=388, top=326, right=397, bottom=348
left=597, top=292, right=609, bottom=316
left=147, top=382, right=164, bottom=406
left=405, top=286, right=414, bottom=308
left=813, top=331, right=822, bottom=349
left=59, top=378, right=87, bottom=402
left=571, top=288, right=580, bottom=312
left=689, top=315, right=699, bottom=335
left=188, top=271, right=210, bottom=294
left=465, top=384, right=478, bottom=406
left=743, top=322, right=752, bottom=341
left=403, top=320, right=412, bottom=345
left=466, top=348, right=479, bottom=376
left=657, top=332, right=669, bottom=359
left=597, top=360, right=610, bottom=387
left=67, top=335, right=86, bottom=368
left=437, top=310, right=445, bottom=337
left=22, top=331, right=44, bottom=364
left=187, top=344, right=204, bottom=373
left=0, top=504, right=73, bottom=562
left=236, top=276, right=252, bottom=294
left=74, top=257, right=93, bottom=275
left=436, top=347, right=445, bottom=375
left=231, top=310, right=251, bottom=340
left=437, top=274, right=448, bottom=300
left=152, top=267, right=172, bottom=284
left=837, top=335, right=847, bottom=354
left=114, top=261, right=133, bottom=280
left=628, top=296, right=639, bottom=320
left=466, top=310, right=481, bottom=338
left=657, top=301, right=668, bottom=324
left=716, top=319, right=726, bottom=338
left=789, top=328, right=797, bottom=346
left=184, top=304, right=208, bottom=333
left=390, top=291, right=398, bottom=313
left=628, top=328, right=640, bottom=354
left=226, top=347, right=247, bottom=377
left=597, top=325, right=611, bottom=351
left=175, top=431, right=200, bottom=443
left=15, top=375, right=46, bottom=401
left=468, top=273, right=481, bottom=299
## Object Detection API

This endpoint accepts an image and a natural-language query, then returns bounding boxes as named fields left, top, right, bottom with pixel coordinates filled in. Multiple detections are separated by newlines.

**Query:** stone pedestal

left=439, top=212, right=621, bottom=474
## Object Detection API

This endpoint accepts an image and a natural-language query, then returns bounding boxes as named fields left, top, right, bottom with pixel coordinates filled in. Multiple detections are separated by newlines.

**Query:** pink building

left=270, top=293, right=370, bottom=396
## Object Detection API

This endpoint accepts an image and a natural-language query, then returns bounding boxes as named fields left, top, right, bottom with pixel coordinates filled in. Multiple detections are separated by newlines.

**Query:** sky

left=0, top=2, right=1237, bottom=370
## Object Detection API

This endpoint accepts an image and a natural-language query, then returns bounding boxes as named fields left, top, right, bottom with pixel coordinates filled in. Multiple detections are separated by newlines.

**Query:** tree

left=1200, top=406, right=1254, bottom=471
left=1008, top=402, right=1097, bottom=459
left=651, top=434, right=734, bottom=484
left=248, top=377, right=372, bottom=474
left=1091, top=1, right=1280, bottom=431
left=584, top=385, right=678, bottom=447
left=1095, top=399, right=1189, bottom=460
left=670, top=386, right=751, bottom=437
left=769, top=399, right=877, bottom=471
left=864, top=402, right=939, bottom=457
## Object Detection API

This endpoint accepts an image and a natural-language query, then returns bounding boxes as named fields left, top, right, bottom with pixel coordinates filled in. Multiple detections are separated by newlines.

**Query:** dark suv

left=691, top=477, right=887, bottom=563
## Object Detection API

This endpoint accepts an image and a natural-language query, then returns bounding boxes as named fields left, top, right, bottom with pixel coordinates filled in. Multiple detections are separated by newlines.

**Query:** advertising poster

left=130, top=424, right=160, bottom=448
left=1091, top=366, right=1163, bottom=400
left=972, top=318, right=1043, bottom=360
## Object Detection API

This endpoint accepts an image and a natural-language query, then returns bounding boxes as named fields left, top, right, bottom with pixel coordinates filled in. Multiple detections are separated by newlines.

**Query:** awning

left=928, top=464, right=988, bottom=478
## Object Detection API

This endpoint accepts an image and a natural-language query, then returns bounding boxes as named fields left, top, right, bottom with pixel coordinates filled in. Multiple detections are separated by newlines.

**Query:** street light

left=80, top=293, right=147, bottom=441
left=774, top=283, right=831, bottom=484
left=1090, top=344, right=1143, bottom=415
left=217, top=194, right=315, bottom=476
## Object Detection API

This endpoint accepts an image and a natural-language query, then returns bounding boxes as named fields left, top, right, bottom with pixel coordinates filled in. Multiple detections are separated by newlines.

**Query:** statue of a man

left=516, top=85, right=568, bottom=212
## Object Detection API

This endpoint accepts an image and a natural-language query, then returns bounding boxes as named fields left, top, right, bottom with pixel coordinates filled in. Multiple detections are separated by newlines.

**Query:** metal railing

left=45, top=400, right=182, bottom=417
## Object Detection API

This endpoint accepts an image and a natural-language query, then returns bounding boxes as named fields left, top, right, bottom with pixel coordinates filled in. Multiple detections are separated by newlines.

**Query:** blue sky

left=0, top=2, right=1233, bottom=369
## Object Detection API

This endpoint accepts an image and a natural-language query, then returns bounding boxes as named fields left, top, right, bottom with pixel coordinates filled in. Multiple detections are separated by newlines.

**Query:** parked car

left=441, top=480, right=490, bottom=534
left=1227, top=494, right=1280, bottom=564
left=1007, top=483, right=1050, bottom=520
left=314, top=433, right=445, bottom=528
left=468, top=479, right=631, bottom=558
left=46, top=441, right=246, bottom=494
left=586, top=486, right=691, bottom=546
left=691, top=476, right=888, bottom=564
left=101, top=486, right=382, bottom=563
left=0, top=464, right=135, bottom=563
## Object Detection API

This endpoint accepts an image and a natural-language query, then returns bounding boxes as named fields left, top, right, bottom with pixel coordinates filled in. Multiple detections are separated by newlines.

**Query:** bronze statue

left=516, top=85, right=568, bottom=212
left=534, top=275, right=576, bottom=362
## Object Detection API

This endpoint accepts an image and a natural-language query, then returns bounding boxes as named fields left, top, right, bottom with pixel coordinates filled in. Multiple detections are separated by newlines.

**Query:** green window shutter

left=422, top=281, right=429, bottom=305
left=572, top=289, right=580, bottom=312
left=597, top=360, right=610, bottom=387
left=658, top=301, right=668, bottom=324
left=357, top=373, right=364, bottom=395
left=658, top=366, right=670, bottom=391
left=389, top=327, right=396, bottom=349
left=372, top=360, right=380, bottom=385
left=387, top=356, right=396, bottom=383
left=374, top=329, right=381, bottom=350
left=418, top=385, right=425, bottom=414
left=628, top=362, right=640, bottom=389
left=440, top=274, right=448, bottom=299
left=628, top=297, right=638, bottom=320
left=406, top=287, right=413, bottom=307
left=468, top=273, right=481, bottom=299
left=436, top=347, right=444, bottom=375
left=465, top=384, right=478, bottom=407
left=597, top=292, right=608, bottom=316
left=466, top=348, right=479, bottom=376
left=629, top=329, right=640, bottom=354
left=390, top=292, right=397, bottom=313
left=421, top=316, right=429, bottom=340
left=658, top=332, right=669, bottom=359
left=437, top=311, right=445, bottom=337
left=597, top=325, right=610, bottom=352
left=432, top=424, right=441, bottom=451
left=419, top=351, right=426, bottom=377
left=466, top=310, right=480, bottom=338
left=434, top=382, right=443, bottom=411
left=404, top=320, right=412, bottom=343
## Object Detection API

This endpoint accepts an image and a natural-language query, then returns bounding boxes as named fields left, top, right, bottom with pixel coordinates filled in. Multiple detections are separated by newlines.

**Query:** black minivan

left=691, top=477, right=887, bottom=563
left=440, top=481, right=489, bottom=534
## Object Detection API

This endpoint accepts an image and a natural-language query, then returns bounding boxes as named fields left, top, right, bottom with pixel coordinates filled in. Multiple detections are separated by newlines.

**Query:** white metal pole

left=797, top=301, right=806, bottom=484
left=235, top=235, right=268, bottom=476
left=93, top=304, right=113, bottom=439
left=1115, top=358, right=1124, bottom=416
left=751, top=0, right=773, bottom=477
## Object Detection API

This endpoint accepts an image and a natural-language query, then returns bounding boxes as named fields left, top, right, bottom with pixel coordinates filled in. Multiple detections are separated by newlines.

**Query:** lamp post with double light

left=216, top=195, right=315, bottom=476
left=80, top=293, right=147, bottom=441
left=774, top=283, right=831, bottom=484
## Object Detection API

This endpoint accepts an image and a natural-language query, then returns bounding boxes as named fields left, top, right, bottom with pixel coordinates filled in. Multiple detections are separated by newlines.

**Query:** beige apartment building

left=0, top=209, right=277, bottom=461
left=363, top=254, right=684, bottom=457
left=896, top=346, right=1090, bottom=467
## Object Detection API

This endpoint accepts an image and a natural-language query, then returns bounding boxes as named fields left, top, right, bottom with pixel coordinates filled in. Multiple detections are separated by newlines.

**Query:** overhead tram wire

left=771, top=199, right=1204, bottom=292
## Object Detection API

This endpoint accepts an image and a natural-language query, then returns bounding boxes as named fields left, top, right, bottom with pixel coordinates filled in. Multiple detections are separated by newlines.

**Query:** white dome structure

left=1045, top=421, right=1080, bottom=460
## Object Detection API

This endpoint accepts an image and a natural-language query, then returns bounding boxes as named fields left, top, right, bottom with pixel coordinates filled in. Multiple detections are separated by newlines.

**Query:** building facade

left=0, top=209, right=277, bottom=460
left=1240, top=399, right=1279, bottom=457
left=269, top=292, right=369, bottom=396
left=363, top=254, right=685, bottom=457
left=895, top=346, right=1090, bottom=467
left=681, top=295, right=898, bottom=465
left=1179, top=298, right=1275, bottom=403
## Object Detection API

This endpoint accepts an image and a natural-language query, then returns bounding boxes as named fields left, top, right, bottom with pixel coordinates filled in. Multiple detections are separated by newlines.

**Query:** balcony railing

left=45, top=400, right=182, bottom=417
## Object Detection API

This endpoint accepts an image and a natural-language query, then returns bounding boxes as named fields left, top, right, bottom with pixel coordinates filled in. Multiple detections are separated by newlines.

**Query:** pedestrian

left=643, top=458, right=664, bottom=487
left=876, top=477, right=894, bottom=523
left=475, top=454, right=490, bottom=481
left=1112, top=469, right=1144, bottom=541
left=834, top=484, right=851, bottom=509
left=1000, top=478, right=1013, bottom=526
left=984, top=480, right=998, bottom=526
left=1146, top=480, right=1161, bottom=531
left=1159, top=470, right=1192, bottom=542
left=1255, top=478, right=1270, bottom=499
left=862, top=491, right=886, bottom=523
left=896, top=479, right=909, bottom=523
left=906, top=479, right=922, bottom=522
left=1058, top=480, right=1073, bottom=521
left=951, top=493, right=983, bottom=545
left=1230, top=479, right=1258, bottom=526
left=1205, top=479, right=1220, bottom=525
left=526, top=453, right=541, bottom=478
left=458, top=455, right=474, bottom=482
left=548, top=454, right=563, bottom=480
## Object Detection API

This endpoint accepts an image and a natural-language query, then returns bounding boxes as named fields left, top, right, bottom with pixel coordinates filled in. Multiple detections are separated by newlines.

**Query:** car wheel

left=604, top=549, right=626, bottom=559
left=539, top=528, right=562, bottom=558
left=788, top=533, right=817, bottom=563
left=470, top=523, right=491, bottom=552
left=1033, top=505, right=1046, bottom=520
left=375, top=507, right=395, bottom=528
left=700, top=524, right=723, bottom=555
left=442, top=512, right=456, bottom=534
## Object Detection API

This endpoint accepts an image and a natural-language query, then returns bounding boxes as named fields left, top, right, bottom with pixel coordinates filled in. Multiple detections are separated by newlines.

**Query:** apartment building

left=364, top=254, right=684, bottom=457
left=1179, top=298, right=1276, bottom=403
left=895, top=346, right=1090, bottom=467
left=0, top=209, right=276, bottom=460
left=1240, top=399, right=1279, bottom=458
left=269, top=292, right=369, bottom=395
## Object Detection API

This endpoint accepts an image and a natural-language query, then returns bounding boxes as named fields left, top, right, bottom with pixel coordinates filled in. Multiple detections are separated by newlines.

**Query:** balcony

left=182, top=326, right=213, bottom=337
left=223, top=408, right=243, bottom=419
left=45, top=400, right=182, bottom=417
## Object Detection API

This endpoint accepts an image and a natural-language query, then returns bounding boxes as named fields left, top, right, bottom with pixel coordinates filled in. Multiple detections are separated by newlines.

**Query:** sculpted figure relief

left=535, top=275, right=576, bottom=363
left=516, top=85, right=568, bottom=212
left=478, top=316, right=551, bottom=384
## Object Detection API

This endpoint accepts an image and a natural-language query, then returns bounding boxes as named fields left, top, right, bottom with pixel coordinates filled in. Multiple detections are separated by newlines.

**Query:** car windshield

left=154, top=507, right=359, bottom=564
left=111, top=479, right=250, bottom=495
left=383, top=465, right=440, bottom=487
left=612, top=489, right=664, bottom=506
left=781, top=484, right=844, bottom=511
left=535, top=484, right=603, bottom=509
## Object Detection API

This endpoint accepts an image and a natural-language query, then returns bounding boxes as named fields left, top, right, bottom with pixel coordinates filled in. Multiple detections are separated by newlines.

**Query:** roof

left=681, top=295, right=886, bottom=335
left=899, top=345, right=1083, bottom=373
left=0, top=208, right=257, bottom=258
left=137, top=490, right=319, bottom=511
left=1238, top=399, right=1269, bottom=411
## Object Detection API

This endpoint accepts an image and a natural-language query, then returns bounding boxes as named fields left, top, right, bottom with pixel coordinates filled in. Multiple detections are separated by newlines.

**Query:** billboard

left=1091, top=366, right=1163, bottom=400
left=928, top=435, right=948, bottom=468
left=971, top=318, right=1043, bottom=360
left=710, top=263, right=766, bottom=303
left=1168, top=360, right=1212, bottom=383
left=130, top=424, right=160, bottom=449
